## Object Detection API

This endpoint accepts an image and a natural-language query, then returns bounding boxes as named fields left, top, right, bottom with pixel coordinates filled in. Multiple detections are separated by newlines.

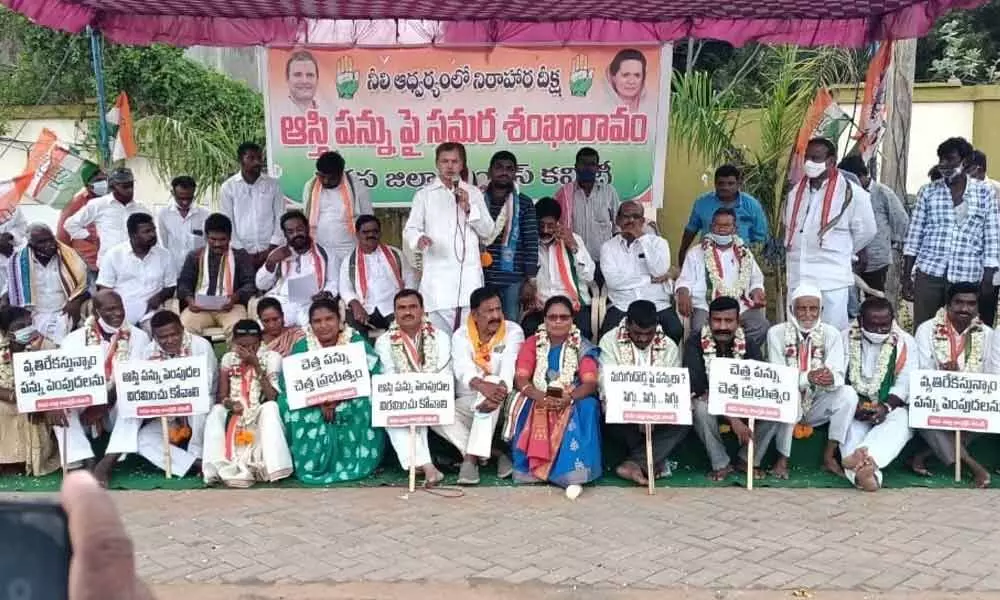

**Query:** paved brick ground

left=17, top=486, right=1000, bottom=592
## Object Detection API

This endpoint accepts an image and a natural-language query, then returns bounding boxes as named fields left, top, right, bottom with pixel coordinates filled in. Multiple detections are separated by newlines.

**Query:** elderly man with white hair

left=756, top=284, right=856, bottom=479
left=7, top=223, right=89, bottom=343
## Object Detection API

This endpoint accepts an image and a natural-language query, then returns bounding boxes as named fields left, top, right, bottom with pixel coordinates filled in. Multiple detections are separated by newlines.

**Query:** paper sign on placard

left=603, top=366, right=692, bottom=425
left=114, top=355, right=211, bottom=418
left=282, top=341, right=371, bottom=410
left=707, top=358, right=799, bottom=423
left=288, top=275, right=319, bottom=305
left=13, top=347, right=107, bottom=413
left=908, top=369, right=1000, bottom=433
left=371, top=373, right=455, bottom=427
left=195, top=294, right=228, bottom=311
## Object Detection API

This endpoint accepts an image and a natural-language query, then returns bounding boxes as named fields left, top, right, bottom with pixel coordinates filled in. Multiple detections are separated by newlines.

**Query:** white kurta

left=338, top=246, right=417, bottom=317
left=402, top=178, right=494, bottom=314
left=840, top=329, right=917, bottom=486
left=675, top=243, right=765, bottom=312
left=255, top=246, right=340, bottom=327
left=105, top=334, right=218, bottom=476
left=0, top=208, right=27, bottom=246
left=10, top=252, right=72, bottom=343
left=450, top=321, right=525, bottom=458
left=219, top=173, right=286, bottom=253
left=156, top=203, right=210, bottom=272
left=600, top=234, right=672, bottom=311
left=54, top=325, right=151, bottom=466
left=96, top=243, right=178, bottom=326
left=915, top=318, right=996, bottom=371
left=313, top=177, right=374, bottom=260
left=63, top=194, right=153, bottom=265
left=784, top=175, right=876, bottom=292
left=373, top=325, right=453, bottom=469
left=758, top=322, right=856, bottom=457
left=536, top=234, right=596, bottom=305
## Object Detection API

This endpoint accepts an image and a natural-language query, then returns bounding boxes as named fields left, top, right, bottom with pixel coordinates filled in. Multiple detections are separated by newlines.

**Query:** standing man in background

left=157, top=176, right=209, bottom=273
left=553, top=147, right=620, bottom=284
left=481, top=150, right=539, bottom=322
left=303, top=151, right=373, bottom=261
left=677, top=164, right=769, bottom=265
left=965, top=149, right=1000, bottom=325
left=58, top=170, right=107, bottom=280
left=220, top=142, right=285, bottom=270
left=64, top=167, right=152, bottom=268
left=403, top=142, right=494, bottom=335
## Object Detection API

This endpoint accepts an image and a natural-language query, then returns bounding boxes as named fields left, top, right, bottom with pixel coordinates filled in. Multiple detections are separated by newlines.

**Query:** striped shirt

left=482, top=188, right=539, bottom=287
left=903, top=177, right=1000, bottom=283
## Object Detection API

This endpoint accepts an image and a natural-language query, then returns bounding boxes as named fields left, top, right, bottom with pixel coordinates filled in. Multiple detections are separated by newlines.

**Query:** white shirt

left=339, top=246, right=416, bottom=317
left=915, top=318, right=996, bottom=372
left=63, top=195, right=153, bottom=264
left=314, top=176, right=374, bottom=260
left=766, top=322, right=847, bottom=388
left=219, top=173, right=285, bottom=253
left=0, top=208, right=27, bottom=246
left=536, top=234, right=596, bottom=305
left=600, top=233, right=672, bottom=311
left=402, top=178, right=494, bottom=313
left=61, top=324, right=151, bottom=361
left=255, top=245, right=339, bottom=300
left=20, top=252, right=67, bottom=312
left=96, top=242, right=178, bottom=325
left=676, top=243, right=765, bottom=312
left=841, top=328, right=917, bottom=402
left=451, top=321, right=524, bottom=399
left=374, top=323, right=453, bottom=374
left=785, top=177, right=876, bottom=291
left=141, top=333, right=219, bottom=398
left=157, top=203, right=210, bottom=272
left=598, top=327, right=680, bottom=368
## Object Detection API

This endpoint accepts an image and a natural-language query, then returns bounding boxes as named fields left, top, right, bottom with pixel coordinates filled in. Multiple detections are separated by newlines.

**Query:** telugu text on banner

left=371, top=373, right=455, bottom=427
left=114, top=355, right=211, bottom=418
left=602, top=366, right=692, bottom=425
left=708, top=358, right=799, bottom=424
left=282, top=341, right=372, bottom=410
left=264, top=46, right=670, bottom=208
left=908, top=369, right=1000, bottom=434
left=13, top=347, right=107, bottom=413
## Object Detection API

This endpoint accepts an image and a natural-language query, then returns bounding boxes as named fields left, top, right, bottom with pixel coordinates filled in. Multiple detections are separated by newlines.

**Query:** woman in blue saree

left=504, top=295, right=602, bottom=498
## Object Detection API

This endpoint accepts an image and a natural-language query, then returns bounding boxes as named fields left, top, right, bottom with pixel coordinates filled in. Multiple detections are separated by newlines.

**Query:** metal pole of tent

left=87, top=26, right=110, bottom=167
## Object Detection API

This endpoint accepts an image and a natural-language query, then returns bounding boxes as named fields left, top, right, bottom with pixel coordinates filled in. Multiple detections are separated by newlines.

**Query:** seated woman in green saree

left=278, top=297, right=385, bottom=484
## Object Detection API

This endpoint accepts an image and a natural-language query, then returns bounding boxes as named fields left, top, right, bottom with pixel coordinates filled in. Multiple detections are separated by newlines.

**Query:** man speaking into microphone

left=404, top=142, right=495, bottom=335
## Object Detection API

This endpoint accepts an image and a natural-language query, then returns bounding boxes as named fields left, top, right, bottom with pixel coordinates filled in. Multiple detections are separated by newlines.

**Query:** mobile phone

left=0, top=500, right=71, bottom=600
left=545, top=386, right=563, bottom=398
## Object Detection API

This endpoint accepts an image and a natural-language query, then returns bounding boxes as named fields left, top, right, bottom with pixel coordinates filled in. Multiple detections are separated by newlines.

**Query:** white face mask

left=803, top=160, right=828, bottom=179
left=940, top=164, right=963, bottom=182
left=707, top=233, right=733, bottom=246
left=97, top=317, right=119, bottom=335
left=90, top=180, right=109, bottom=196
left=12, top=326, right=37, bottom=345
left=862, top=330, right=890, bottom=344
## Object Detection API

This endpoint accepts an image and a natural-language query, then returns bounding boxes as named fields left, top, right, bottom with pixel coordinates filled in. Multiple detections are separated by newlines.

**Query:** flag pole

left=87, top=26, right=110, bottom=167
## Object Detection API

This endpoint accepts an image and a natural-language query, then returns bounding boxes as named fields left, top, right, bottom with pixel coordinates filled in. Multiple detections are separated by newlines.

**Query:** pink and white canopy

left=2, top=0, right=983, bottom=48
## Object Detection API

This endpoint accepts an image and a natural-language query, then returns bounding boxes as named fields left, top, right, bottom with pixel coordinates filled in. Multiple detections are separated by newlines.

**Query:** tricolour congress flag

left=106, top=91, right=138, bottom=162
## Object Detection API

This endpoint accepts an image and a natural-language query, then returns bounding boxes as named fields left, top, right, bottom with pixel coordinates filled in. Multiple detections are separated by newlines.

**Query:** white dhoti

left=841, top=407, right=912, bottom=487
left=386, top=426, right=433, bottom=470
left=33, top=310, right=72, bottom=345
left=53, top=410, right=96, bottom=466
left=105, top=409, right=207, bottom=477
left=820, top=287, right=850, bottom=331
left=757, top=386, right=856, bottom=458
left=435, top=382, right=503, bottom=459
left=202, top=403, right=293, bottom=487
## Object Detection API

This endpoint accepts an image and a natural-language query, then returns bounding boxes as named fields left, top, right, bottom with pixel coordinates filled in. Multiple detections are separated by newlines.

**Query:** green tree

left=0, top=7, right=264, bottom=198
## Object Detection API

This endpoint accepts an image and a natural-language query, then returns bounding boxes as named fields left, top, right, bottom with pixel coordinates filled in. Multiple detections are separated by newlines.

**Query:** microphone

left=452, top=175, right=462, bottom=203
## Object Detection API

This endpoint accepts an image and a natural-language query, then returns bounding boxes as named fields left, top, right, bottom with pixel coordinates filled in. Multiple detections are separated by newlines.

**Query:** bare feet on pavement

left=615, top=461, right=648, bottom=486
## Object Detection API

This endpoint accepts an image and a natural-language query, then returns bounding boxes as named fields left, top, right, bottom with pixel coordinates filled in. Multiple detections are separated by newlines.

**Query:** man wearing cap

left=63, top=167, right=153, bottom=267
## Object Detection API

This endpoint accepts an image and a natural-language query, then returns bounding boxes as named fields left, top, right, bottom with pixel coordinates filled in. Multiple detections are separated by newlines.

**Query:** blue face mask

left=575, top=168, right=597, bottom=183
left=708, top=233, right=734, bottom=246
left=13, top=326, right=36, bottom=345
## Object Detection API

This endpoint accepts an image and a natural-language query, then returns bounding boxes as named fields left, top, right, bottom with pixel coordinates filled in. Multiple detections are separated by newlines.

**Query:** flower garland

left=533, top=324, right=581, bottom=393
left=305, top=323, right=355, bottom=351
left=701, top=236, right=753, bottom=302
left=83, top=316, right=131, bottom=383
left=148, top=330, right=193, bottom=359
left=616, top=321, right=675, bottom=366
left=699, top=325, right=746, bottom=361
left=932, top=308, right=986, bottom=372
left=386, top=318, right=438, bottom=373
left=223, top=347, right=273, bottom=410
left=783, top=322, right=825, bottom=418
left=847, top=322, right=897, bottom=400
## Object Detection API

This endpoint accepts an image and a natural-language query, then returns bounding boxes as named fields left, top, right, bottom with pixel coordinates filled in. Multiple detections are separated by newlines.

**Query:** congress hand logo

left=569, top=54, right=593, bottom=98
left=336, top=56, right=360, bottom=100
